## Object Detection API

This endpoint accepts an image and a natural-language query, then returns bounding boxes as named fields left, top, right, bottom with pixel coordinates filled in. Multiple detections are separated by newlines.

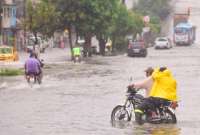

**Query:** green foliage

left=111, top=5, right=144, bottom=51
left=24, top=0, right=145, bottom=52
left=134, top=0, right=171, bottom=35
left=149, top=16, right=161, bottom=33
left=0, top=68, right=23, bottom=76
left=24, top=0, right=59, bottom=37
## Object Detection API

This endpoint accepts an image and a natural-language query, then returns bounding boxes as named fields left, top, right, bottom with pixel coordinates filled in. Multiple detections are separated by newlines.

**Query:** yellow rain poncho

left=149, top=68, right=177, bottom=101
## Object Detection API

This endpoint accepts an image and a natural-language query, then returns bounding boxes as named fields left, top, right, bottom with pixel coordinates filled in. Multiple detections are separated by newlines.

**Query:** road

left=1, top=0, right=200, bottom=135
left=1, top=44, right=200, bottom=135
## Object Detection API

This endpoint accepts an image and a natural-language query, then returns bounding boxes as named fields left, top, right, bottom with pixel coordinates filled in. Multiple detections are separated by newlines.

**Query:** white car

left=154, top=37, right=172, bottom=49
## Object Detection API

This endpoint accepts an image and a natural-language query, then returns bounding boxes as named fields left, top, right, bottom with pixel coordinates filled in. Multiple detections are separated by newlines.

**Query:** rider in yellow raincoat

left=149, top=67, right=177, bottom=101
left=129, top=67, right=178, bottom=122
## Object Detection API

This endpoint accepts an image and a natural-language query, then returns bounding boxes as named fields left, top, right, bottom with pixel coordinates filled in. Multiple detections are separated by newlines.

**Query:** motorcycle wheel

left=37, top=76, right=42, bottom=84
left=26, top=76, right=30, bottom=83
left=111, top=105, right=131, bottom=124
left=164, top=109, right=177, bottom=124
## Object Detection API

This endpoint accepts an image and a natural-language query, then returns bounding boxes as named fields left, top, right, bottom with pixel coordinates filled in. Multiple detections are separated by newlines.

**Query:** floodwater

left=1, top=44, right=200, bottom=135
left=1, top=0, right=200, bottom=134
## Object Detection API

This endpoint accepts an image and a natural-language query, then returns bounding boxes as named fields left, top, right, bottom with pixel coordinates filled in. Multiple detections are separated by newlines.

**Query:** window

left=0, top=48, right=12, bottom=54
left=157, top=38, right=167, bottom=41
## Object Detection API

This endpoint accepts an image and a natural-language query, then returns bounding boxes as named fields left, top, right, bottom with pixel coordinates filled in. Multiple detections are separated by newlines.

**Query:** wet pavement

left=1, top=43, right=200, bottom=135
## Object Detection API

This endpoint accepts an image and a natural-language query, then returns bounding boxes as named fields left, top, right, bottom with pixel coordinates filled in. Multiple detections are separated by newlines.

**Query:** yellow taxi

left=0, top=45, right=19, bottom=61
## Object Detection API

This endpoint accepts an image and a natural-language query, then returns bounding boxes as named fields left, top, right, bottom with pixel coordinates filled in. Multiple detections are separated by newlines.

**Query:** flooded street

left=1, top=0, right=200, bottom=134
left=1, top=44, right=200, bottom=135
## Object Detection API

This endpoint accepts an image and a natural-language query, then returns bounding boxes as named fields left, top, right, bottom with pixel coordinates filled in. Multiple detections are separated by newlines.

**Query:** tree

left=83, top=0, right=119, bottom=56
left=53, top=0, right=84, bottom=58
left=111, top=5, right=144, bottom=51
left=24, top=0, right=59, bottom=50
left=53, top=0, right=144, bottom=57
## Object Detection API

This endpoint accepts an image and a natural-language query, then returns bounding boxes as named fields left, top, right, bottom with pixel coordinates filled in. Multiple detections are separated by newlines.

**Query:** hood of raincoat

left=149, top=68, right=178, bottom=101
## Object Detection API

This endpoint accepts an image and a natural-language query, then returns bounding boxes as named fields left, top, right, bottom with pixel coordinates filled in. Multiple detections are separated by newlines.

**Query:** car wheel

left=142, top=51, right=147, bottom=57
left=127, top=53, right=132, bottom=57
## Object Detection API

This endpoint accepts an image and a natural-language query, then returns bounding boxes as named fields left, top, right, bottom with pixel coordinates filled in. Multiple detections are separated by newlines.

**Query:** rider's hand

left=127, top=84, right=134, bottom=89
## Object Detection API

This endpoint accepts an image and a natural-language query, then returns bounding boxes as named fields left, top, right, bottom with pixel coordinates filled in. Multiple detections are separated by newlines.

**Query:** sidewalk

left=0, top=48, right=71, bottom=69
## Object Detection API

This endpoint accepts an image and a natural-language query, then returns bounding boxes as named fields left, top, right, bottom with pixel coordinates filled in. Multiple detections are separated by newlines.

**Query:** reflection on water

left=129, top=124, right=181, bottom=135
left=112, top=121, right=181, bottom=135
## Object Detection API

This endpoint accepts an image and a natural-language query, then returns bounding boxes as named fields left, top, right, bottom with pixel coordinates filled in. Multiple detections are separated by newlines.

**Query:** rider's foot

left=150, top=111, right=160, bottom=121
left=135, top=112, right=144, bottom=125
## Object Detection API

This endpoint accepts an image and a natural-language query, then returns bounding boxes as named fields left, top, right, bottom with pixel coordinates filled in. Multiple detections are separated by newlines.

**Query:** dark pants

left=25, top=71, right=39, bottom=76
left=136, top=97, right=170, bottom=112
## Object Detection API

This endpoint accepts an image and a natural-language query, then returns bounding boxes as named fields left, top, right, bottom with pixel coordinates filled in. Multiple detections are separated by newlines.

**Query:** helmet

left=30, top=51, right=37, bottom=58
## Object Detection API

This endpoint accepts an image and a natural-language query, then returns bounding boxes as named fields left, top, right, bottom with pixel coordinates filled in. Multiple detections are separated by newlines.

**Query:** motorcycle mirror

left=129, top=77, right=133, bottom=82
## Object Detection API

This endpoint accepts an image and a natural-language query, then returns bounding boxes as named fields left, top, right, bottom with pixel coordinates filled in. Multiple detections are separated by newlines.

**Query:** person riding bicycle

left=24, top=52, right=41, bottom=78
left=129, top=67, right=178, bottom=123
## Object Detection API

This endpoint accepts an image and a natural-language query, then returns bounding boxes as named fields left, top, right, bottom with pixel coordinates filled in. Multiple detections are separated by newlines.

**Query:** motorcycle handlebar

left=127, top=85, right=138, bottom=94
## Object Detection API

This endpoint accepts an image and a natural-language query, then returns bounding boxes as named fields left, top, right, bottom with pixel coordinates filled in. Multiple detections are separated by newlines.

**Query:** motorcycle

left=26, top=73, right=42, bottom=85
left=73, top=55, right=81, bottom=63
left=111, top=86, right=178, bottom=126
left=26, top=59, right=44, bottom=85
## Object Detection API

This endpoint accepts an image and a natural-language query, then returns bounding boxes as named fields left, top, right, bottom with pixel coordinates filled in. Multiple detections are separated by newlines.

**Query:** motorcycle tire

left=111, top=105, right=131, bottom=124
left=37, top=76, right=42, bottom=84
left=163, top=109, right=177, bottom=124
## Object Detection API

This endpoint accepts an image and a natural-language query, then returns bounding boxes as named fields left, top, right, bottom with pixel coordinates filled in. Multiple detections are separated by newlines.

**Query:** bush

left=0, top=68, right=24, bottom=76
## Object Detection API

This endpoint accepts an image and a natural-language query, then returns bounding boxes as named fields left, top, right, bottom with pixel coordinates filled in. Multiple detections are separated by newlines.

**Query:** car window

left=157, top=38, right=167, bottom=41
left=133, top=42, right=142, bottom=46
left=0, top=48, right=12, bottom=54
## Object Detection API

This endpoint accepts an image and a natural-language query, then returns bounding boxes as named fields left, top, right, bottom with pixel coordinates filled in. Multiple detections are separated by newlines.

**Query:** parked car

left=0, top=45, right=18, bottom=61
left=26, top=36, right=48, bottom=53
left=127, top=40, right=147, bottom=57
left=154, top=37, right=172, bottom=49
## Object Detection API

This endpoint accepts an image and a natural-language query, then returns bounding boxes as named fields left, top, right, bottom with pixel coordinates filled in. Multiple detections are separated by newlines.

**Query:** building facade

left=1, top=0, right=17, bottom=46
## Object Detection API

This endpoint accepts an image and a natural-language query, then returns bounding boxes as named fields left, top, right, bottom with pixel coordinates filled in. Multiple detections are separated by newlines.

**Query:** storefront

left=1, top=3, right=16, bottom=46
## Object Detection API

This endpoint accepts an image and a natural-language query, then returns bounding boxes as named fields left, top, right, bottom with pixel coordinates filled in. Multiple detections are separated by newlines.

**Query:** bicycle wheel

left=111, top=105, right=131, bottom=124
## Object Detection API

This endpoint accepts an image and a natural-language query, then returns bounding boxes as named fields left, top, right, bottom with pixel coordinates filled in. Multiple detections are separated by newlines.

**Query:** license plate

left=133, top=49, right=140, bottom=53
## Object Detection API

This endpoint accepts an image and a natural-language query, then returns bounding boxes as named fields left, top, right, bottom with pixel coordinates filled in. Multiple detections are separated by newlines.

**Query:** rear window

left=132, top=42, right=144, bottom=46
left=175, top=28, right=189, bottom=34
left=157, top=38, right=167, bottom=41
